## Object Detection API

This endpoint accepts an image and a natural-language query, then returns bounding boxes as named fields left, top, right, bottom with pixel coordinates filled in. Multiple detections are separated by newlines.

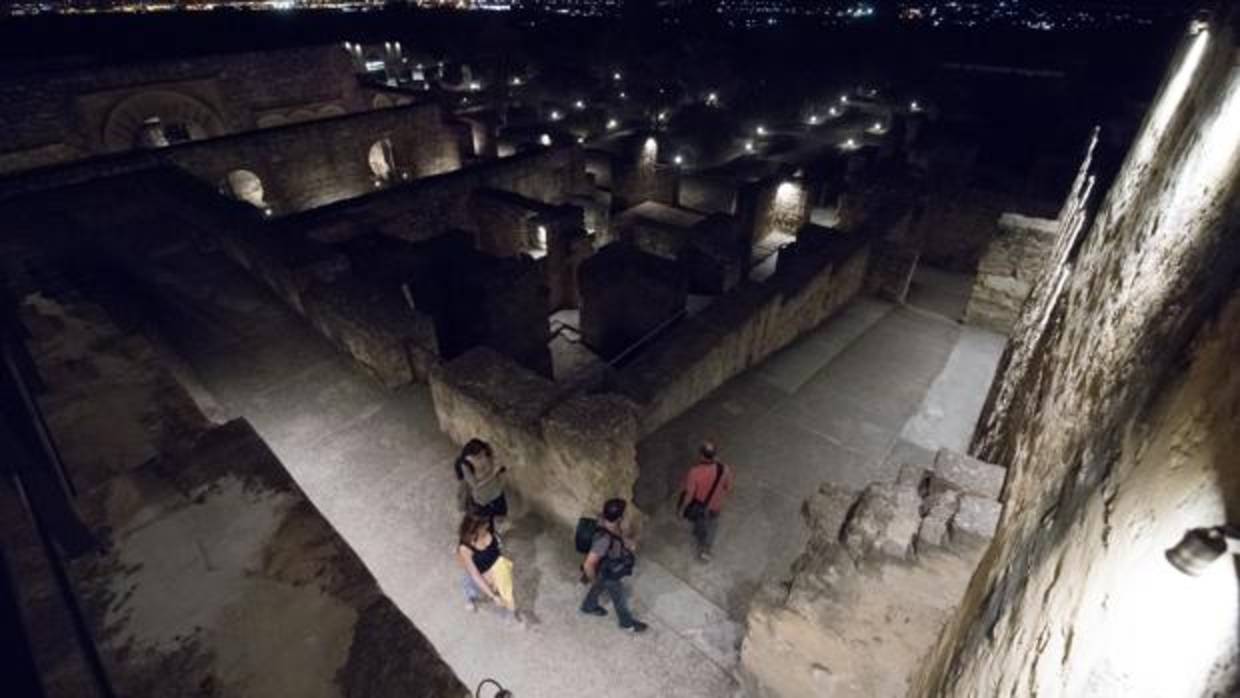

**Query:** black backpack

left=574, top=517, right=598, bottom=554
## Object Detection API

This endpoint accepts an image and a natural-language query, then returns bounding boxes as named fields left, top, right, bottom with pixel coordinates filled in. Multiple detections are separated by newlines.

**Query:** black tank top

left=464, top=532, right=500, bottom=574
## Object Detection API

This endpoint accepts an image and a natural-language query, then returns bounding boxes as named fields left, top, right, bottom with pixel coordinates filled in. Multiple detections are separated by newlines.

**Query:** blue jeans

left=692, top=511, right=720, bottom=554
left=582, top=577, right=636, bottom=627
left=462, top=573, right=484, bottom=602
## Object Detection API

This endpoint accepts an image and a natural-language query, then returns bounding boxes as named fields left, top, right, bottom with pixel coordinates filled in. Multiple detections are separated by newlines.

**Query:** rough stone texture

left=910, top=184, right=1057, bottom=273
left=0, top=101, right=462, bottom=215
left=931, top=447, right=1006, bottom=500
left=614, top=200, right=706, bottom=260
left=916, top=17, right=1240, bottom=698
left=16, top=287, right=467, bottom=698
left=741, top=467, right=996, bottom=698
left=865, top=240, right=921, bottom=303
left=429, top=347, right=642, bottom=527
left=963, top=212, right=1058, bottom=333
left=0, top=45, right=366, bottom=173
left=737, top=177, right=814, bottom=246
left=616, top=226, right=870, bottom=435
left=949, top=494, right=1002, bottom=540
left=677, top=172, right=739, bottom=215
left=579, top=242, right=688, bottom=360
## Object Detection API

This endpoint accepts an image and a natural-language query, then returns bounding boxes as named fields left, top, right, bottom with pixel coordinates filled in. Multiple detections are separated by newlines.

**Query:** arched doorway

left=102, top=90, right=226, bottom=153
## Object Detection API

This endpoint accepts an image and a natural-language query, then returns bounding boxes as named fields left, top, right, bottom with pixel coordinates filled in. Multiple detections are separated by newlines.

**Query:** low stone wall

left=614, top=227, right=871, bottom=436
left=865, top=240, right=920, bottom=303
left=430, top=347, right=641, bottom=528
left=741, top=451, right=1003, bottom=698
left=963, top=212, right=1058, bottom=333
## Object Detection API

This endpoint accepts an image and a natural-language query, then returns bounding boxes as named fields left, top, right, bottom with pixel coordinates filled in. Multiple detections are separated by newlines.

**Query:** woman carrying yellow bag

left=456, top=513, right=525, bottom=627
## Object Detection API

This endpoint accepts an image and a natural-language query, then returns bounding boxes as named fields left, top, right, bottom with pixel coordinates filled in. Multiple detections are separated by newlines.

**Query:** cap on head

left=700, top=442, right=717, bottom=460
left=602, top=498, right=627, bottom=522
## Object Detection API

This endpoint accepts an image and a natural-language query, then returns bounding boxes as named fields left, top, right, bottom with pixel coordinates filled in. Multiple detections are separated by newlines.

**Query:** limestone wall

left=429, top=347, right=641, bottom=527
left=0, top=45, right=366, bottom=173
left=0, top=101, right=462, bottom=214
left=615, top=228, right=870, bottom=436
left=962, top=212, right=1058, bottom=333
left=916, top=16, right=1240, bottom=698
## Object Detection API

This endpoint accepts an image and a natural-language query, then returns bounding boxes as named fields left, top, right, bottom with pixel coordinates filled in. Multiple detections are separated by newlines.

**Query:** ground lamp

left=476, top=678, right=513, bottom=698
left=1166, top=526, right=1240, bottom=576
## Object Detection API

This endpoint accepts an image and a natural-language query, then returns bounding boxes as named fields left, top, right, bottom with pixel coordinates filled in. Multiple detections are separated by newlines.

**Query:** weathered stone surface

left=949, top=493, right=1001, bottom=540
left=842, top=478, right=923, bottom=561
left=963, top=212, right=1058, bottom=333
left=579, top=241, right=687, bottom=360
left=931, top=447, right=1006, bottom=500
left=917, top=489, right=961, bottom=549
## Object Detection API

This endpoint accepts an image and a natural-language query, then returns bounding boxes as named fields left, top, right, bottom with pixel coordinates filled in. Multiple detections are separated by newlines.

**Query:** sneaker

left=622, top=620, right=649, bottom=633
left=466, top=600, right=477, bottom=613
left=699, top=551, right=712, bottom=563
left=581, top=606, right=608, bottom=617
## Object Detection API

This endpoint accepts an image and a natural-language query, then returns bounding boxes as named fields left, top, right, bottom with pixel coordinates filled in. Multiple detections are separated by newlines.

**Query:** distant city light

left=539, top=133, right=552, bottom=146
left=840, top=95, right=850, bottom=104
left=574, top=100, right=585, bottom=109
left=744, top=140, right=755, bottom=152
left=607, top=118, right=619, bottom=129
left=613, top=71, right=622, bottom=80
left=755, top=125, right=767, bottom=136
left=808, top=114, right=820, bottom=125
left=511, top=76, right=523, bottom=86
left=619, top=91, right=628, bottom=99
left=657, top=111, right=669, bottom=122
left=910, top=100, right=921, bottom=111
left=550, top=110, right=562, bottom=121
left=673, top=154, right=684, bottom=165
left=829, top=106, right=840, bottom=117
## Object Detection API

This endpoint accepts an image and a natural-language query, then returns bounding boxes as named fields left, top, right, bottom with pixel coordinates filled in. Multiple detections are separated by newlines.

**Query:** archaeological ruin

left=2, top=3, right=1237, bottom=697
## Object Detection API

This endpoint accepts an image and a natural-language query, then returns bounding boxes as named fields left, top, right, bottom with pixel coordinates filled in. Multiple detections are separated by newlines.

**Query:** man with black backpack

left=578, top=498, right=648, bottom=633
left=678, top=441, right=734, bottom=562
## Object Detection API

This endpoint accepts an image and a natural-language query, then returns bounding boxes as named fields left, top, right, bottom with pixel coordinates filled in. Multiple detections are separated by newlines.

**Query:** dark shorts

left=472, top=493, right=508, bottom=519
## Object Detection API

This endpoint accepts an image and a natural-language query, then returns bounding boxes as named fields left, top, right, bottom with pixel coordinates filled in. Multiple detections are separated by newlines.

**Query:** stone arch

left=368, top=138, right=396, bottom=181
left=102, top=90, right=226, bottom=152
left=219, top=169, right=267, bottom=209
left=318, top=104, right=347, bottom=118
left=372, top=94, right=395, bottom=109
left=256, top=113, right=290, bottom=129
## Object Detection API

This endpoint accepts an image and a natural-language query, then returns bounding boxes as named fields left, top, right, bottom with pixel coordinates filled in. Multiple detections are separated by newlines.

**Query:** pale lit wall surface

left=915, top=10, right=1240, bottom=698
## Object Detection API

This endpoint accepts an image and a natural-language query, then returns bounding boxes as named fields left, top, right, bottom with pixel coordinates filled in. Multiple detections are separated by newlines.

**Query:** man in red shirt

left=678, top=441, right=735, bottom=562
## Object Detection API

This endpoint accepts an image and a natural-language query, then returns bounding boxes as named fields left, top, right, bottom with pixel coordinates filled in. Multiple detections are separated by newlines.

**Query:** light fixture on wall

left=1166, top=526, right=1240, bottom=576
left=476, top=678, right=513, bottom=698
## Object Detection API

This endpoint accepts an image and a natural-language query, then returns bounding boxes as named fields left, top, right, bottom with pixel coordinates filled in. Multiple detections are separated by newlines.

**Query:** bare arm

left=582, top=552, right=602, bottom=583
left=457, top=546, right=500, bottom=602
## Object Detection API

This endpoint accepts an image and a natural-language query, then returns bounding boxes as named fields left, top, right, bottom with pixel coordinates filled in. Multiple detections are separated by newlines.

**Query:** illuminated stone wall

left=962, top=212, right=1059, bottom=333
left=915, top=14, right=1240, bottom=697
left=0, top=45, right=366, bottom=173
left=0, top=101, right=462, bottom=214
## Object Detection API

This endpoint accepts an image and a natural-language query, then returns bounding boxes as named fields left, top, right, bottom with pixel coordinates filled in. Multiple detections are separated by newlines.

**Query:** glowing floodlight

left=576, top=136, right=585, bottom=144
left=613, top=71, right=622, bottom=80
left=550, top=110, right=562, bottom=121
left=574, top=100, right=585, bottom=109
left=910, top=100, right=921, bottom=111
left=539, top=133, right=552, bottom=146
left=262, top=207, right=274, bottom=217
left=1167, top=527, right=1240, bottom=576
left=744, top=140, right=755, bottom=152
left=607, top=118, right=619, bottom=130
left=869, top=121, right=886, bottom=134
left=673, top=154, right=684, bottom=166
left=755, top=125, right=767, bottom=136
left=373, top=179, right=383, bottom=188
left=619, top=91, right=628, bottom=99
left=808, top=115, right=820, bottom=125
left=840, top=94, right=849, bottom=104
left=841, top=138, right=859, bottom=150
left=706, top=92, right=719, bottom=106
left=511, top=76, right=523, bottom=86
left=657, top=111, right=669, bottom=122
left=536, top=225, right=548, bottom=248
left=469, top=81, right=482, bottom=91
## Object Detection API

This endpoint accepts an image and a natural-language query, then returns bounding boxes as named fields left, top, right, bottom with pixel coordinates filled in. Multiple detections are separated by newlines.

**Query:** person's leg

left=692, top=515, right=709, bottom=554
left=604, top=579, right=637, bottom=628
left=700, top=513, right=720, bottom=558
left=462, top=574, right=481, bottom=611
left=581, top=579, right=608, bottom=615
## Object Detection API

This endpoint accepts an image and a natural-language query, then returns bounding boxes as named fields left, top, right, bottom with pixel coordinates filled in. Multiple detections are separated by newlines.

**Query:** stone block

left=917, top=489, right=961, bottom=549
left=950, top=494, right=1002, bottom=540
left=800, top=483, right=858, bottom=540
left=932, top=448, right=1006, bottom=500
left=842, top=479, right=922, bottom=561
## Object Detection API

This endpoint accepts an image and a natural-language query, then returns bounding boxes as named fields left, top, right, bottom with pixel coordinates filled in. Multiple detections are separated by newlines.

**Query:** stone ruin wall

left=616, top=229, right=871, bottom=437
left=0, top=101, right=462, bottom=215
left=12, top=291, right=467, bottom=698
left=915, top=15, right=1240, bottom=698
left=742, top=450, right=1006, bottom=698
left=0, top=45, right=366, bottom=174
left=962, top=212, right=1059, bottom=333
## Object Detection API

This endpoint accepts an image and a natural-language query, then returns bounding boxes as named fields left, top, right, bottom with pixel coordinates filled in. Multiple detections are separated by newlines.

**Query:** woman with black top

left=456, top=512, right=523, bottom=625
left=455, top=439, right=509, bottom=522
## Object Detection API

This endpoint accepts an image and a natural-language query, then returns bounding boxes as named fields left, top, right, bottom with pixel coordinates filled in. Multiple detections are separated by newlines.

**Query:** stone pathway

left=136, top=238, right=1004, bottom=698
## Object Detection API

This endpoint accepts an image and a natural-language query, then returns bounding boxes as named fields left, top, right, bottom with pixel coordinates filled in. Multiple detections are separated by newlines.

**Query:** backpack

left=574, top=517, right=598, bottom=554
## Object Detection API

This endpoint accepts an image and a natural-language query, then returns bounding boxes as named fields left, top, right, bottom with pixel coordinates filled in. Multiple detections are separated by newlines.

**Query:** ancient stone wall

left=916, top=16, right=1240, bottom=698
left=615, top=227, right=870, bottom=436
left=429, top=347, right=641, bottom=528
left=579, top=243, right=688, bottom=360
left=864, top=240, right=921, bottom=304
left=677, top=173, right=738, bottom=215
left=742, top=451, right=1003, bottom=698
left=0, top=102, right=462, bottom=215
left=911, top=185, right=1057, bottom=272
left=0, top=45, right=366, bottom=173
left=962, top=212, right=1058, bottom=333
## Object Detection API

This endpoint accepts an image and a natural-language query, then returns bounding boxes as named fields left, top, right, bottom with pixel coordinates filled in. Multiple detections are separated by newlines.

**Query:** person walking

left=678, top=441, right=734, bottom=562
left=456, top=512, right=524, bottom=626
left=454, top=439, right=509, bottom=523
left=580, top=498, right=648, bottom=633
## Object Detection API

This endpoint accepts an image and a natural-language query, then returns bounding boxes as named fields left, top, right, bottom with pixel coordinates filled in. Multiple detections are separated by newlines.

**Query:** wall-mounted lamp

left=476, top=678, right=513, bottom=698
left=1166, top=526, right=1240, bottom=576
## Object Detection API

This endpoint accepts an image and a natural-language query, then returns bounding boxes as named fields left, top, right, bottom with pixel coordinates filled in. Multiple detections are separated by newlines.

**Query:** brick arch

left=102, top=90, right=227, bottom=152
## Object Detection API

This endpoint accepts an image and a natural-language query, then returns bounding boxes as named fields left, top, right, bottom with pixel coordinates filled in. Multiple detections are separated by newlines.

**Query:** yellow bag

left=490, top=556, right=516, bottom=611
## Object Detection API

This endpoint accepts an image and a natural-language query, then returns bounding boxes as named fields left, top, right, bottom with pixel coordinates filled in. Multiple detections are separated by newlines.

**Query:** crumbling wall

left=0, top=102, right=462, bottom=214
left=916, top=17, right=1240, bottom=698
left=962, top=212, right=1058, bottom=333
left=742, top=450, right=1004, bottom=698
left=0, top=45, right=366, bottom=173
left=615, top=228, right=870, bottom=436
left=429, top=347, right=641, bottom=527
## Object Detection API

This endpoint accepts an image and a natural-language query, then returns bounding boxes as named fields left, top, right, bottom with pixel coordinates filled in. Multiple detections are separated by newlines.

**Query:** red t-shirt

left=684, top=461, right=733, bottom=513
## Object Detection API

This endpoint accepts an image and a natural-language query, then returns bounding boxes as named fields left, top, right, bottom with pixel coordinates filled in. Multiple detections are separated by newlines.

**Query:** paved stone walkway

left=140, top=239, right=1004, bottom=698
